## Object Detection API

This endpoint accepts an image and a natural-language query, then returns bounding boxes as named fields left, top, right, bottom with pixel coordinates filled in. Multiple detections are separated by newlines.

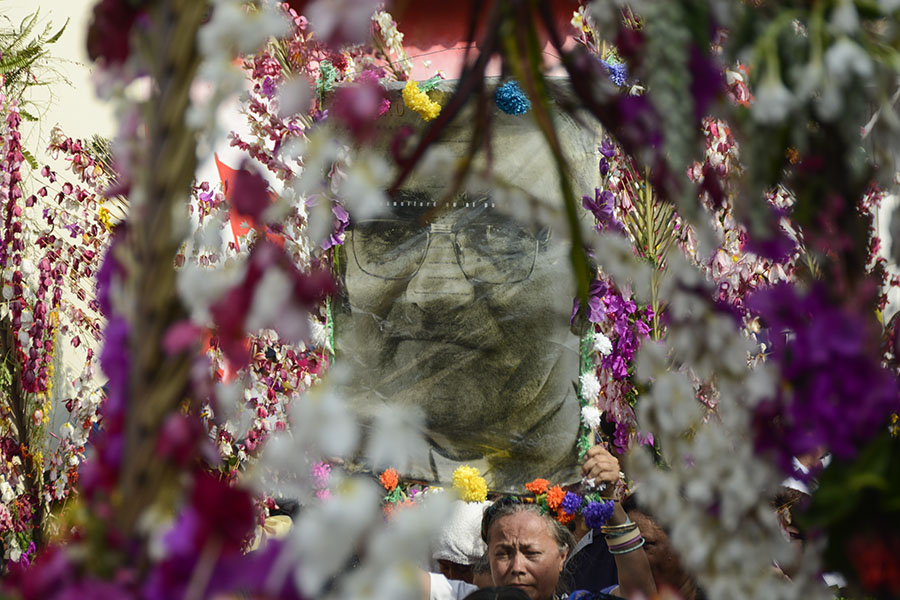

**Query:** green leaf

left=21, top=147, right=38, bottom=170
left=44, top=18, right=68, bottom=45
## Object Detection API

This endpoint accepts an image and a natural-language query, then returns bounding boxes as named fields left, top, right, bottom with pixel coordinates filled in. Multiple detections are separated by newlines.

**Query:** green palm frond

left=0, top=43, right=47, bottom=74
left=1, top=12, right=39, bottom=53
left=0, top=12, right=68, bottom=104
left=20, top=147, right=38, bottom=170
left=43, top=19, right=67, bottom=45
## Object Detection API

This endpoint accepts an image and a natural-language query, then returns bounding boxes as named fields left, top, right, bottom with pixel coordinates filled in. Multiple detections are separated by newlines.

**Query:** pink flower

left=311, top=461, right=331, bottom=488
left=86, top=0, right=141, bottom=66
left=228, top=162, right=272, bottom=222
left=331, top=78, right=389, bottom=141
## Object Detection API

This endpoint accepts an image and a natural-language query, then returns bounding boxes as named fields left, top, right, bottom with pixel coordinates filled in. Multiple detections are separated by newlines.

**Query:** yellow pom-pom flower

left=452, top=465, right=487, bottom=503
left=402, top=79, right=441, bottom=122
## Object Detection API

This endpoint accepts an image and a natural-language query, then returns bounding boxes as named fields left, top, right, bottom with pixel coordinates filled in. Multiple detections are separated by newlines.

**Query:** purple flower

left=748, top=283, right=900, bottom=474
left=560, top=491, right=582, bottom=515
left=635, top=320, right=651, bottom=336
left=689, top=44, right=724, bottom=120
left=610, top=355, right=628, bottom=380
left=582, top=188, right=624, bottom=233
left=321, top=204, right=350, bottom=250
left=261, top=76, right=276, bottom=98
left=613, top=422, right=631, bottom=453
left=583, top=500, right=615, bottom=529
left=599, top=139, right=615, bottom=158
left=588, top=296, right=607, bottom=323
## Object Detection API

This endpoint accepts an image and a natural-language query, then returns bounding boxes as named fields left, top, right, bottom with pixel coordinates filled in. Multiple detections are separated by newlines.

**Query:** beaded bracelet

left=603, top=524, right=639, bottom=540
left=605, top=525, right=642, bottom=548
left=600, top=520, right=637, bottom=535
left=609, top=537, right=645, bottom=555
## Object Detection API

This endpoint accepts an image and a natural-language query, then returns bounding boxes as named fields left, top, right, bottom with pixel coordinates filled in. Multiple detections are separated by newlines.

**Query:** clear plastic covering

left=333, top=80, right=600, bottom=491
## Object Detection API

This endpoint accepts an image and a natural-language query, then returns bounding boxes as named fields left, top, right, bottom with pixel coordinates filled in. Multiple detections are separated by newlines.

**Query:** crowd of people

left=417, top=444, right=673, bottom=600
left=392, top=443, right=832, bottom=600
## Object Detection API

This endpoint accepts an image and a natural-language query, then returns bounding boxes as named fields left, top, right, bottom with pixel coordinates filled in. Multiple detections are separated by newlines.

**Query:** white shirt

left=428, top=573, right=478, bottom=600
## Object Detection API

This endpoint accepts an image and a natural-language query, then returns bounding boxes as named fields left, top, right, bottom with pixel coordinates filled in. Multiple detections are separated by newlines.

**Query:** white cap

left=432, top=500, right=491, bottom=565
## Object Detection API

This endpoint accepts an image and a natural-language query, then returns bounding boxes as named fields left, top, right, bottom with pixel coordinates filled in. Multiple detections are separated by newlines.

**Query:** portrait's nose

left=405, top=230, right=474, bottom=311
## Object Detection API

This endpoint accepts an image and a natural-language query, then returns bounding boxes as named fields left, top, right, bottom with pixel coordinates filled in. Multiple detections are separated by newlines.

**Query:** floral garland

left=523, top=478, right=615, bottom=528
left=0, top=97, right=114, bottom=566
left=375, top=466, right=616, bottom=531
left=575, top=271, right=655, bottom=456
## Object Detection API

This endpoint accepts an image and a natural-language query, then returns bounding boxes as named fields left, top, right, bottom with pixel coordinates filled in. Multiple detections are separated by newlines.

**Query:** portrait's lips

left=387, top=332, right=489, bottom=351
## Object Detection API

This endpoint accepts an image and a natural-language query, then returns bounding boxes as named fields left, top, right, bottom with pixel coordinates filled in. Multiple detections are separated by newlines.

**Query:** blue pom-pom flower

left=495, top=80, right=531, bottom=115
left=583, top=499, right=615, bottom=529
left=600, top=60, right=628, bottom=87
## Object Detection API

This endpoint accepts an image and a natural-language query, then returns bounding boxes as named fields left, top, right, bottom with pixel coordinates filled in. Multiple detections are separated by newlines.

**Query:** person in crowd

left=434, top=500, right=493, bottom=584
left=623, top=502, right=699, bottom=600
left=463, top=587, right=531, bottom=600
left=471, top=553, right=494, bottom=589
left=422, top=444, right=656, bottom=600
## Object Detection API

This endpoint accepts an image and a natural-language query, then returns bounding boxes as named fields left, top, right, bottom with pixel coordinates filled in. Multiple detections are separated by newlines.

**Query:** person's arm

left=582, top=445, right=657, bottom=599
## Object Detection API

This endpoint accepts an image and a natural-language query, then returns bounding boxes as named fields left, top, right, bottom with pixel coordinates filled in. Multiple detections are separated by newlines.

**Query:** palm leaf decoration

left=0, top=11, right=68, bottom=104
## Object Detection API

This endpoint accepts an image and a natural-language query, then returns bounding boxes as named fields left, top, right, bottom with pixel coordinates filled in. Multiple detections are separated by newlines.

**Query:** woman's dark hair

left=464, top=586, right=531, bottom=600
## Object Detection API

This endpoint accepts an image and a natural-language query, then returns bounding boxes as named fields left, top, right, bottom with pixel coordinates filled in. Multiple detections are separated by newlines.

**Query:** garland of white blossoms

left=180, top=3, right=454, bottom=598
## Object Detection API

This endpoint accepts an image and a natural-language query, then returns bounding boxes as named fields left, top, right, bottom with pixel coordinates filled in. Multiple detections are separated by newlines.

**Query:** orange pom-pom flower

left=525, top=478, right=550, bottom=495
left=556, top=510, right=575, bottom=525
left=545, top=485, right=565, bottom=511
left=380, top=468, right=399, bottom=492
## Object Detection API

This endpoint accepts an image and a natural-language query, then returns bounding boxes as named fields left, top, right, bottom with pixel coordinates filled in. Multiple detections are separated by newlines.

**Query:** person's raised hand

left=581, top=444, right=621, bottom=490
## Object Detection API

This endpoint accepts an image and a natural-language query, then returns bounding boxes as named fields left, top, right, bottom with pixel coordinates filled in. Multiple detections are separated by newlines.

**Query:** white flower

left=592, top=331, right=613, bottom=356
left=752, top=73, right=794, bottom=124
left=581, top=405, right=602, bottom=429
left=825, top=37, right=874, bottom=86
left=337, top=150, right=390, bottom=220
left=176, top=262, right=245, bottom=323
left=579, top=372, right=601, bottom=401
left=7, top=536, right=20, bottom=562
left=277, top=78, right=312, bottom=120
left=0, top=479, right=14, bottom=503
left=830, top=0, right=859, bottom=34
left=246, top=267, right=293, bottom=333
left=288, top=477, right=383, bottom=596
left=306, top=0, right=382, bottom=47
left=365, top=404, right=427, bottom=472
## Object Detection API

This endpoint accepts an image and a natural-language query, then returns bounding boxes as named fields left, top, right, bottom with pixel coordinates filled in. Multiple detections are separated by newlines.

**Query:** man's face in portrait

left=336, top=193, right=581, bottom=490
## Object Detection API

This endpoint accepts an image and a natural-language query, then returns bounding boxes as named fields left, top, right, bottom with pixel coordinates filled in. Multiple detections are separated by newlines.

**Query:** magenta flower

left=331, top=77, right=390, bottom=141
left=749, top=283, right=900, bottom=474
left=86, top=0, right=142, bottom=66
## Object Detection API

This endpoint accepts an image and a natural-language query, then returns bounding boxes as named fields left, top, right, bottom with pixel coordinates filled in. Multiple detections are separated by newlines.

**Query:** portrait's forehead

left=372, top=79, right=602, bottom=230
left=384, top=189, right=498, bottom=219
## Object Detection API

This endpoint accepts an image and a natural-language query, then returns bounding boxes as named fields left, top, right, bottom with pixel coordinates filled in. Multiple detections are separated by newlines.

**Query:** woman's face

left=487, top=511, right=567, bottom=600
